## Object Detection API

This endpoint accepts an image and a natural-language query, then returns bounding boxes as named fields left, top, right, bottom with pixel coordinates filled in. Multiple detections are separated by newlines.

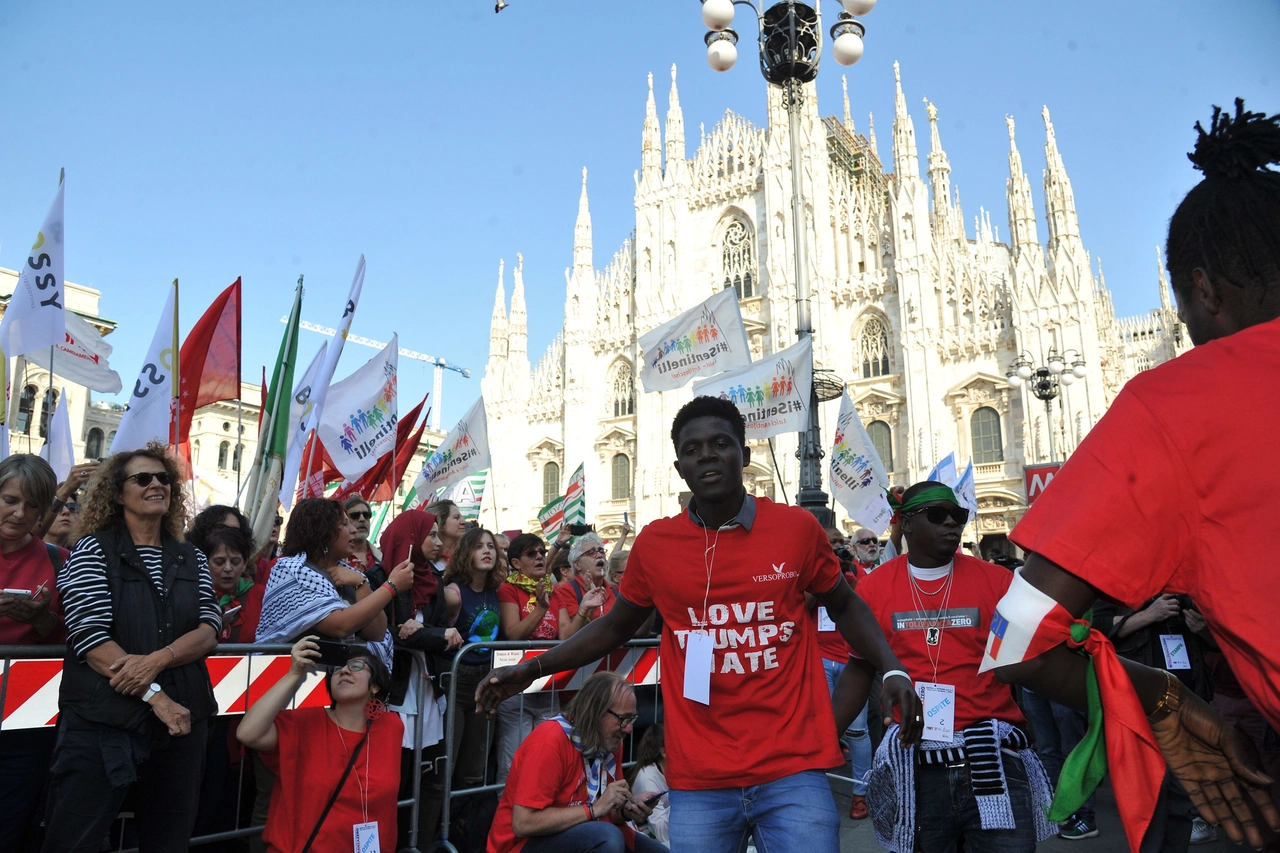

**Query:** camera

left=833, top=545, right=854, bottom=563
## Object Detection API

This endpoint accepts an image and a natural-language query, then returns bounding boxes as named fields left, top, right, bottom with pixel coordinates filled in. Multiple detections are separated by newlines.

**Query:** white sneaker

left=1190, top=816, right=1218, bottom=845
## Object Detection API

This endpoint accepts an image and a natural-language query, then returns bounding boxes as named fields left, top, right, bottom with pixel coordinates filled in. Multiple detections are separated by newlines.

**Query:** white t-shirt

left=632, top=763, right=671, bottom=844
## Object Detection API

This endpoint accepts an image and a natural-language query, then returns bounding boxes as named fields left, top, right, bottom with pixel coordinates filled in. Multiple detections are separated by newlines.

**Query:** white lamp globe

left=707, top=38, right=738, bottom=72
left=1071, top=363, right=1087, bottom=378
left=1060, top=372, right=1075, bottom=386
left=1048, top=359, right=1064, bottom=375
left=702, top=0, right=735, bottom=32
left=832, top=30, right=865, bottom=65
left=1006, top=374, right=1022, bottom=388
left=1016, top=364, right=1033, bottom=380
left=841, top=0, right=877, bottom=15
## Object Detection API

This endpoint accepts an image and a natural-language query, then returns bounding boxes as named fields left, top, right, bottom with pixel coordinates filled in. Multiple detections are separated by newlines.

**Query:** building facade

left=481, top=63, right=1188, bottom=552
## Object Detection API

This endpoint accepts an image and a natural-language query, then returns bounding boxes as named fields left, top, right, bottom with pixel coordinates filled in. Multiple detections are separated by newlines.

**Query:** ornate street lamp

left=701, top=0, right=875, bottom=524
left=1006, top=349, right=1086, bottom=463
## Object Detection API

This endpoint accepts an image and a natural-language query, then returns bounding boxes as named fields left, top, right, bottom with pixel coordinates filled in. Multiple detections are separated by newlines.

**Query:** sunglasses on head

left=855, top=537, right=878, bottom=546
left=907, top=505, right=969, bottom=526
left=347, top=511, right=372, bottom=521
left=124, top=471, right=172, bottom=488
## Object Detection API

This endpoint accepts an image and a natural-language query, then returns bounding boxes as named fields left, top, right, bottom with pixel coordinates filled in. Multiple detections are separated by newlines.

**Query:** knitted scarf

left=552, top=714, right=616, bottom=803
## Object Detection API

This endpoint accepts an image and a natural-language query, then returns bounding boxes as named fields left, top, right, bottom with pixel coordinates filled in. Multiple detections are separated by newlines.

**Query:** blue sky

left=1, top=1, right=1276, bottom=427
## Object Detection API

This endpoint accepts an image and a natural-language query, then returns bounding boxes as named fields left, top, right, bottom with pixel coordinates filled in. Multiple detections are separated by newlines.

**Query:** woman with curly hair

left=43, top=441, right=222, bottom=851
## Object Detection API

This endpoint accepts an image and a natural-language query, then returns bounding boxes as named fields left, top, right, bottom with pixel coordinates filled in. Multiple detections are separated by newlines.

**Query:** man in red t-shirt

left=990, top=106, right=1280, bottom=850
left=834, top=482, right=1052, bottom=853
left=479, top=396, right=921, bottom=853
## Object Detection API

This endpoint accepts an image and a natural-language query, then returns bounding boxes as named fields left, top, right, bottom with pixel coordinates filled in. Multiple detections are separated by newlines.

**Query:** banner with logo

left=637, top=288, right=752, bottom=392
left=110, top=281, right=178, bottom=453
left=538, top=496, right=566, bottom=538
left=436, top=470, right=488, bottom=521
left=692, top=337, right=812, bottom=441
left=316, top=335, right=398, bottom=482
left=409, top=396, right=490, bottom=499
left=829, top=390, right=893, bottom=532
left=25, top=311, right=122, bottom=394
left=563, top=463, right=585, bottom=526
left=0, top=173, right=67, bottom=362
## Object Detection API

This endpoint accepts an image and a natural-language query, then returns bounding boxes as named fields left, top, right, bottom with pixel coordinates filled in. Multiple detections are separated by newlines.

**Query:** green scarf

left=217, top=576, right=254, bottom=610
left=1047, top=610, right=1108, bottom=822
left=887, top=485, right=960, bottom=516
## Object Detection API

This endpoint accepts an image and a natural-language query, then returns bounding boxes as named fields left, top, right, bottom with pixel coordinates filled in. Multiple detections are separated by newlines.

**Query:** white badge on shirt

left=816, top=606, right=837, bottom=633
left=916, top=681, right=956, bottom=742
left=354, top=821, right=380, bottom=853
left=1159, top=635, right=1192, bottom=670
left=684, top=630, right=713, bottom=706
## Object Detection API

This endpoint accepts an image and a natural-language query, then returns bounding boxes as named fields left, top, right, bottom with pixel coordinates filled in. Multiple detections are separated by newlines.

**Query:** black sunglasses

left=907, top=505, right=969, bottom=526
left=124, top=471, right=172, bottom=488
left=347, top=511, right=372, bottom=521
left=855, top=537, right=879, bottom=546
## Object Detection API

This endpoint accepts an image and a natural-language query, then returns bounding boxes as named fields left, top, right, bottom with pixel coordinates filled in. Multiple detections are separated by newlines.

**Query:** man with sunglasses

left=343, top=495, right=380, bottom=572
left=832, top=481, right=1056, bottom=853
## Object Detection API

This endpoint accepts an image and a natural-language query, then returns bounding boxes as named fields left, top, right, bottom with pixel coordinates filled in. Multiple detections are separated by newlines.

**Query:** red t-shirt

left=488, top=720, right=633, bottom=853
left=261, top=707, right=404, bottom=853
left=0, top=537, right=68, bottom=645
left=619, top=497, right=843, bottom=789
left=551, top=579, right=618, bottom=626
left=814, top=570, right=858, bottom=663
left=854, top=554, right=1024, bottom=730
left=498, top=581, right=559, bottom=640
left=1011, top=316, right=1280, bottom=730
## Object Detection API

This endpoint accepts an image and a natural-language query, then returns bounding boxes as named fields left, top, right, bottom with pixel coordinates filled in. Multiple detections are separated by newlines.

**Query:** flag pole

left=171, top=279, right=180, bottom=452
left=235, top=394, right=243, bottom=502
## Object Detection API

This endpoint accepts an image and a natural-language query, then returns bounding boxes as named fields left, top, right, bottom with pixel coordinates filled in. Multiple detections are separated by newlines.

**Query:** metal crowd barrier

left=0, top=643, right=432, bottom=853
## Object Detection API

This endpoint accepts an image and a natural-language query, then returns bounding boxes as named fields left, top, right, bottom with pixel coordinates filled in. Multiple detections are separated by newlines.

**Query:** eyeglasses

left=340, top=659, right=370, bottom=673
left=605, top=709, right=639, bottom=727
left=907, top=505, right=970, bottom=526
left=124, top=471, right=172, bottom=488
left=582, top=547, right=606, bottom=557
left=347, top=511, right=372, bottom=521
left=855, top=537, right=879, bottom=546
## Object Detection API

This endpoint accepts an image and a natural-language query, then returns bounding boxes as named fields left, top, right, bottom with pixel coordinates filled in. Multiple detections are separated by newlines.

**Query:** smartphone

left=566, top=523, right=592, bottom=536
left=222, top=605, right=243, bottom=621
left=641, top=790, right=668, bottom=803
left=314, top=639, right=351, bottom=668
left=2, top=589, right=33, bottom=600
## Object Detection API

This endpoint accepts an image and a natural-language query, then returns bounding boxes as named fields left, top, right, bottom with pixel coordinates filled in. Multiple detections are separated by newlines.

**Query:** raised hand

left=388, top=559, right=415, bottom=593
left=581, top=586, right=608, bottom=612
left=289, top=636, right=321, bottom=675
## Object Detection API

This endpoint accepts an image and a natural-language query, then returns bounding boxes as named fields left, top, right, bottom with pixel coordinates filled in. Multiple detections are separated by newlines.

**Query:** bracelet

left=1147, top=670, right=1181, bottom=724
left=882, top=669, right=912, bottom=685
left=533, top=656, right=543, bottom=678
left=165, top=645, right=177, bottom=664
left=382, top=580, right=399, bottom=596
left=582, top=803, right=594, bottom=822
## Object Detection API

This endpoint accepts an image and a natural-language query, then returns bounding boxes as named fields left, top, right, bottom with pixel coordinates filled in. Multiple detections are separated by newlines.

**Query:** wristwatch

left=142, top=682, right=163, bottom=704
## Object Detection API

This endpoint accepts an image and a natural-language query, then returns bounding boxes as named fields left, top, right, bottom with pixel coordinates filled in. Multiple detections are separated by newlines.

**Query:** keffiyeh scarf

left=552, top=715, right=617, bottom=803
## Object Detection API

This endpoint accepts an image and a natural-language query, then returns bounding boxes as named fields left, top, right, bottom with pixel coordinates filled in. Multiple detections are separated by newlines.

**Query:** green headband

left=888, top=485, right=960, bottom=515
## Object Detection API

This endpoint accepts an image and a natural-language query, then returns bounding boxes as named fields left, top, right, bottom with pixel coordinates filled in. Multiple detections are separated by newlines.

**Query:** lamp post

left=1006, top=349, right=1085, bottom=463
left=701, top=0, right=875, bottom=524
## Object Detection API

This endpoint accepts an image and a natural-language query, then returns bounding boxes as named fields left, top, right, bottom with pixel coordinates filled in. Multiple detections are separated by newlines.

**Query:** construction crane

left=283, top=318, right=471, bottom=431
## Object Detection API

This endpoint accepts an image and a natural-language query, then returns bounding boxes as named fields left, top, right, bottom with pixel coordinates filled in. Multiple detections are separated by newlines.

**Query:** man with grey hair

left=851, top=527, right=883, bottom=580
left=553, top=532, right=616, bottom=640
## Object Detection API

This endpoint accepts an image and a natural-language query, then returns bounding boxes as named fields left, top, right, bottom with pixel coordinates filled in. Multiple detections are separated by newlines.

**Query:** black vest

left=59, top=530, right=218, bottom=734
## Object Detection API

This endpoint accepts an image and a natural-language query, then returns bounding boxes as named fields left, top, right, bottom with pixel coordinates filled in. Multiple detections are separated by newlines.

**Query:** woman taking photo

left=238, top=636, right=403, bottom=853
left=44, top=442, right=221, bottom=851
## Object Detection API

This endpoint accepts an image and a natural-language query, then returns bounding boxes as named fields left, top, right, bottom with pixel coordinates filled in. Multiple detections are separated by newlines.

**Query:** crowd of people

left=0, top=99, right=1276, bottom=853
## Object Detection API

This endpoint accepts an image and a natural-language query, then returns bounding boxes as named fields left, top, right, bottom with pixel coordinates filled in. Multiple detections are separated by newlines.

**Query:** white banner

left=110, top=282, right=177, bottom=453
left=410, top=397, right=490, bottom=497
left=927, top=452, right=957, bottom=486
left=26, top=311, right=122, bottom=394
left=692, top=337, right=812, bottom=440
left=829, top=390, right=892, bottom=532
left=0, top=175, right=67, bottom=361
left=39, top=388, right=75, bottom=482
left=286, top=342, right=327, bottom=459
left=316, top=334, right=398, bottom=482
left=281, top=255, right=365, bottom=508
left=637, top=288, right=752, bottom=392
left=954, top=460, right=978, bottom=520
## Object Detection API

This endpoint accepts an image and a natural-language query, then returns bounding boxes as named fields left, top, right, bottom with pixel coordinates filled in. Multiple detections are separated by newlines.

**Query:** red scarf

left=379, top=510, right=438, bottom=614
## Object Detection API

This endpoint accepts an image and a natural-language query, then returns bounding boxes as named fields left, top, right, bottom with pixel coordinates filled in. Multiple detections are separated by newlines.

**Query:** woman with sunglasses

left=44, top=442, right=223, bottom=851
left=238, top=636, right=402, bottom=853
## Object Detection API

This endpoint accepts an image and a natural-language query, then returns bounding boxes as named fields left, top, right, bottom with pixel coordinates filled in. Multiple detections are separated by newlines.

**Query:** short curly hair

left=670, top=395, right=746, bottom=452
left=75, top=442, right=189, bottom=542
left=281, top=498, right=346, bottom=561
left=443, top=527, right=502, bottom=591
left=186, top=504, right=254, bottom=557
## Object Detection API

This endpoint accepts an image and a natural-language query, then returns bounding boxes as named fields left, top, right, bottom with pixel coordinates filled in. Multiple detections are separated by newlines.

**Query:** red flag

left=334, top=395, right=428, bottom=503
left=294, top=431, right=344, bottom=503
left=178, top=279, right=242, bottom=448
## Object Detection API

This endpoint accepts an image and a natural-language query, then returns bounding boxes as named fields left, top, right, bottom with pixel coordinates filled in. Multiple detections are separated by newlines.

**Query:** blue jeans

left=914, top=753, right=1038, bottom=853
left=523, top=820, right=667, bottom=853
left=668, top=769, right=840, bottom=853
left=1021, top=688, right=1094, bottom=822
left=821, top=657, right=871, bottom=796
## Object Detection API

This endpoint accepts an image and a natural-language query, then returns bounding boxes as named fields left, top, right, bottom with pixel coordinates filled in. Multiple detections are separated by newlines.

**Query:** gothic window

left=860, top=317, right=891, bottom=378
left=218, top=441, right=230, bottom=470
left=39, top=389, right=58, bottom=438
left=233, top=443, right=244, bottom=473
left=542, top=462, right=561, bottom=506
left=612, top=454, right=631, bottom=501
left=16, top=385, right=37, bottom=434
left=971, top=406, right=1004, bottom=464
left=868, top=420, right=893, bottom=470
left=192, top=438, right=200, bottom=466
left=610, top=362, right=635, bottom=418
left=85, top=428, right=104, bottom=459
left=721, top=218, right=757, bottom=299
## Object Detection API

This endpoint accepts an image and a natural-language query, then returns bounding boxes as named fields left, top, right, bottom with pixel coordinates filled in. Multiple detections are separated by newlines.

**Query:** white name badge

left=684, top=630, right=713, bottom=706
left=916, top=681, right=956, bottom=742
left=1159, top=634, right=1192, bottom=670
left=816, top=606, right=837, bottom=633
left=354, top=821, right=380, bottom=853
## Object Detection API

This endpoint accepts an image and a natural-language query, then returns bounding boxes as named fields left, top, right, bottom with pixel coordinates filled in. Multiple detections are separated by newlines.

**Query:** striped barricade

left=490, top=644, right=661, bottom=692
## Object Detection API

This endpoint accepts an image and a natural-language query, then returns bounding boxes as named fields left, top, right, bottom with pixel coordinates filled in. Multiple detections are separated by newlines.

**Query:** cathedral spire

left=1005, top=115, right=1041, bottom=256
left=489, top=259, right=508, bottom=362
left=924, top=97, right=952, bottom=224
left=1042, top=106, right=1082, bottom=252
left=842, top=75, right=852, bottom=130
left=867, top=111, right=879, bottom=161
left=1155, top=245, right=1173, bottom=313
left=507, top=252, right=528, bottom=360
left=641, top=72, right=662, bottom=189
left=665, top=64, right=687, bottom=184
left=891, top=61, right=920, bottom=179
left=574, top=167, right=593, bottom=276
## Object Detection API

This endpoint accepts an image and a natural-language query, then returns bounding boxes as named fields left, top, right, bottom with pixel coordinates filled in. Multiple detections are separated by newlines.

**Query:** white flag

left=39, top=388, right=75, bottom=482
left=927, top=452, right=957, bottom=486
left=25, top=311, right=123, bottom=394
left=111, top=282, right=177, bottom=453
left=410, top=397, right=490, bottom=498
left=316, top=335, right=397, bottom=481
left=0, top=173, right=67, bottom=361
left=637, top=287, right=752, bottom=392
left=281, top=255, right=365, bottom=508
left=829, top=391, right=892, bottom=532
left=953, top=460, right=978, bottom=520
left=286, top=342, right=327, bottom=455
left=692, top=337, right=812, bottom=440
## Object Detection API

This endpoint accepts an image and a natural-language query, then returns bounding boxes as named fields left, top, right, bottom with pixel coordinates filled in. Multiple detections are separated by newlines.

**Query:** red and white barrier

left=490, top=646, right=661, bottom=693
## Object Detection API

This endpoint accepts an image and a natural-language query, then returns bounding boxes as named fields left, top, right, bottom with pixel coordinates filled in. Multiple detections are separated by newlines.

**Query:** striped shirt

left=59, top=534, right=222, bottom=660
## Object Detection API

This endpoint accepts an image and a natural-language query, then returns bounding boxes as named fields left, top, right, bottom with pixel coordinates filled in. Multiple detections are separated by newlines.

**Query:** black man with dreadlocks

left=982, top=99, right=1280, bottom=852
